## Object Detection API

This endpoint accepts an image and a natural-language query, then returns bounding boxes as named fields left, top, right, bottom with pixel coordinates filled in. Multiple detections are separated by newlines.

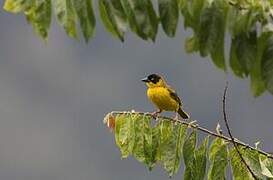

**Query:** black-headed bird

left=141, top=74, right=189, bottom=120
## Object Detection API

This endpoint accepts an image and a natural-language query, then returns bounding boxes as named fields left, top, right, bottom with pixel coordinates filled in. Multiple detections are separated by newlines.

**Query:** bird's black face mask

left=141, top=74, right=161, bottom=84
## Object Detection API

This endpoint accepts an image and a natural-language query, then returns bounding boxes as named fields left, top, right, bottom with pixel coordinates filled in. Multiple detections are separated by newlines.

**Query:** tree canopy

left=3, top=0, right=273, bottom=96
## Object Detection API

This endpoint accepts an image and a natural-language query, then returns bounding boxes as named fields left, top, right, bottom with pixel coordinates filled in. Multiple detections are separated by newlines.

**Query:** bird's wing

left=167, top=87, right=182, bottom=106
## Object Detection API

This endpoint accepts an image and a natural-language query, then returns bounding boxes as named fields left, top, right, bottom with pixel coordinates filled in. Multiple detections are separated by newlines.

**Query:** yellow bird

left=141, top=74, right=189, bottom=120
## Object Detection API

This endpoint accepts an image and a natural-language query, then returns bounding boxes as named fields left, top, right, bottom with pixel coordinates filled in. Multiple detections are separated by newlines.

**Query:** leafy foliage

left=158, top=0, right=179, bottom=37
left=208, top=138, right=228, bottom=180
left=99, top=0, right=127, bottom=42
left=73, top=0, right=96, bottom=42
left=183, top=131, right=209, bottom=180
left=3, top=0, right=273, bottom=96
left=230, top=147, right=254, bottom=180
left=159, top=120, right=187, bottom=176
left=104, top=112, right=273, bottom=179
left=53, top=0, right=77, bottom=38
left=25, top=0, right=51, bottom=39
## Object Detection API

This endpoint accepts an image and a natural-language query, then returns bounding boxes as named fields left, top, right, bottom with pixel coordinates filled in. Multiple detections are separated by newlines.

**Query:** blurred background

left=0, top=5, right=273, bottom=180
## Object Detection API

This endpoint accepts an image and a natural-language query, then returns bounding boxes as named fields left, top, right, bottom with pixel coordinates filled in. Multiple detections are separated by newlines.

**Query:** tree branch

left=222, top=82, right=258, bottom=180
left=107, top=111, right=273, bottom=160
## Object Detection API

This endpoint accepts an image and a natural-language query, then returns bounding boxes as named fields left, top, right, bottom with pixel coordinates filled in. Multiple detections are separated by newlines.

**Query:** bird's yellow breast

left=147, top=87, right=179, bottom=111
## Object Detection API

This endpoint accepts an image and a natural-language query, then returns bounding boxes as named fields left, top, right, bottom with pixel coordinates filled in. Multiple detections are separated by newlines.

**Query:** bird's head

left=141, top=74, right=167, bottom=88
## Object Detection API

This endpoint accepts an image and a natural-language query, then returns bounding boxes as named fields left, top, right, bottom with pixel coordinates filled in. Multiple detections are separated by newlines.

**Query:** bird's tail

left=178, top=108, right=189, bottom=119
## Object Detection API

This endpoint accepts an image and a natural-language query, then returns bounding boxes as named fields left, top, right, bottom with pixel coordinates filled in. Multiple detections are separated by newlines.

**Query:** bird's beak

left=141, top=77, right=149, bottom=83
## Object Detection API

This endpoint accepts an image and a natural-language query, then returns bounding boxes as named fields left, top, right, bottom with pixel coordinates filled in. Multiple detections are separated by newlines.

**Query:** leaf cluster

left=182, top=0, right=273, bottom=96
left=3, top=0, right=273, bottom=96
left=105, top=112, right=273, bottom=179
left=4, top=0, right=95, bottom=42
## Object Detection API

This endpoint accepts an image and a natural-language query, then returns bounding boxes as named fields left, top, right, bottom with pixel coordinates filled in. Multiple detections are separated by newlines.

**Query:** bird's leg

left=151, top=109, right=162, bottom=120
left=173, top=112, right=179, bottom=125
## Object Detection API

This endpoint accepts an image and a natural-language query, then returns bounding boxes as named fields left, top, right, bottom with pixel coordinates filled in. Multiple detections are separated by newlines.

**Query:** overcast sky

left=0, top=5, right=273, bottom=180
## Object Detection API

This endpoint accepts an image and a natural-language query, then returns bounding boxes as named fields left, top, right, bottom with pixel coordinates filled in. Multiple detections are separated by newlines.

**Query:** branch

left=222, top=82, right=258, bottom=180
left=108, top=111, right=273, bottom=160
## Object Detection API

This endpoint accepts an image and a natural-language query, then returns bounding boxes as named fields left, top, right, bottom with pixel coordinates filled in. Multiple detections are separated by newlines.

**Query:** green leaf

left=179, top=0, right=194, bottom=29
left=146, top=0, right=158, bottom=41
left=190, top=0, right=206, bottom=29
left=228, top=8, right=259, bottom=37
left=120, top=0, right=158, bottom=41
left=229, top=30, right=257, bottom=78
left=207, top=138, right=228, bottom=180
left=259, top=155, right=273, bottom=178
left=230, top=39, right=245, bottom=78
left=183, top=130, right=197, bottom=180
left=72, top=0, right=95, bottom=42
left=250, top=32, right=270, bottom=96
left=53, top=0, right=77, bottom=38
left=242, top=148, right=265, bottom=178
left=230, top=147, right=254, bottom=180
left=4, top=0, right=33, bottom=13
left=151, top=126, right=161, bottom=166
left=158, top=120, right=187, bottom=177
left=99, top=0, right=116, bottom=39
left=261, top=34, right=273, bottom=95
left=158, top=0, right=179, bottom=37
left=99, top=0, right=127, bottom=42
left=197, top=4, right=214, bottom=56
left=181, top=0, right=207, bottom=31
left=183, top=132, right=209, bottom=180
left=115, top=114, right=139, bottom=158
left=231, top=147, right=272, bottom=179
left=185, top=35, right=199, bottom=53
left=143, top=118, right=159, bottom=170
left=25, top=0, right=51, bottom=39
left=198, top=0, right=228, bottom=70
left=114, top=114, right=131, bottom=158
left=130, top=114, right=159, bottom=169
left=131, top=115, right=147, bottom=162
left=193, top=136, right=209, bottom=180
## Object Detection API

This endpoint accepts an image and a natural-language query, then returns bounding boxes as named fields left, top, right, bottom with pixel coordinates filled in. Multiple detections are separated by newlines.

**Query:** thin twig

left=108, top=111, right=273, bottom=160
left=222, top=82, right=258, bottom=180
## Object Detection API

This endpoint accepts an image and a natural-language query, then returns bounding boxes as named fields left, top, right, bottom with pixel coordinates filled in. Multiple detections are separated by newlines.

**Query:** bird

left=141, top=73, right=189, bottom=120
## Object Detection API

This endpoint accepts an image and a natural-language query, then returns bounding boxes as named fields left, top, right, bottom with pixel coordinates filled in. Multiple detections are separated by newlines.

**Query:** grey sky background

left=1, top=5, right=273, bottom=180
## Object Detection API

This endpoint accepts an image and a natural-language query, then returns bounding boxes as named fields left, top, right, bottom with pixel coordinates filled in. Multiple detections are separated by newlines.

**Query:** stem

left=108, top=110, right=273, bottom=160
left=222, top=83, right=258, bottom=180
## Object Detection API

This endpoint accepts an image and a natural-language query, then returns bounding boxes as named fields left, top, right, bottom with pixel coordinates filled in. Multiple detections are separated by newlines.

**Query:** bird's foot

left=151, top=110, right=161, bottom=120
left=187, top=120, right=197, bottom=127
